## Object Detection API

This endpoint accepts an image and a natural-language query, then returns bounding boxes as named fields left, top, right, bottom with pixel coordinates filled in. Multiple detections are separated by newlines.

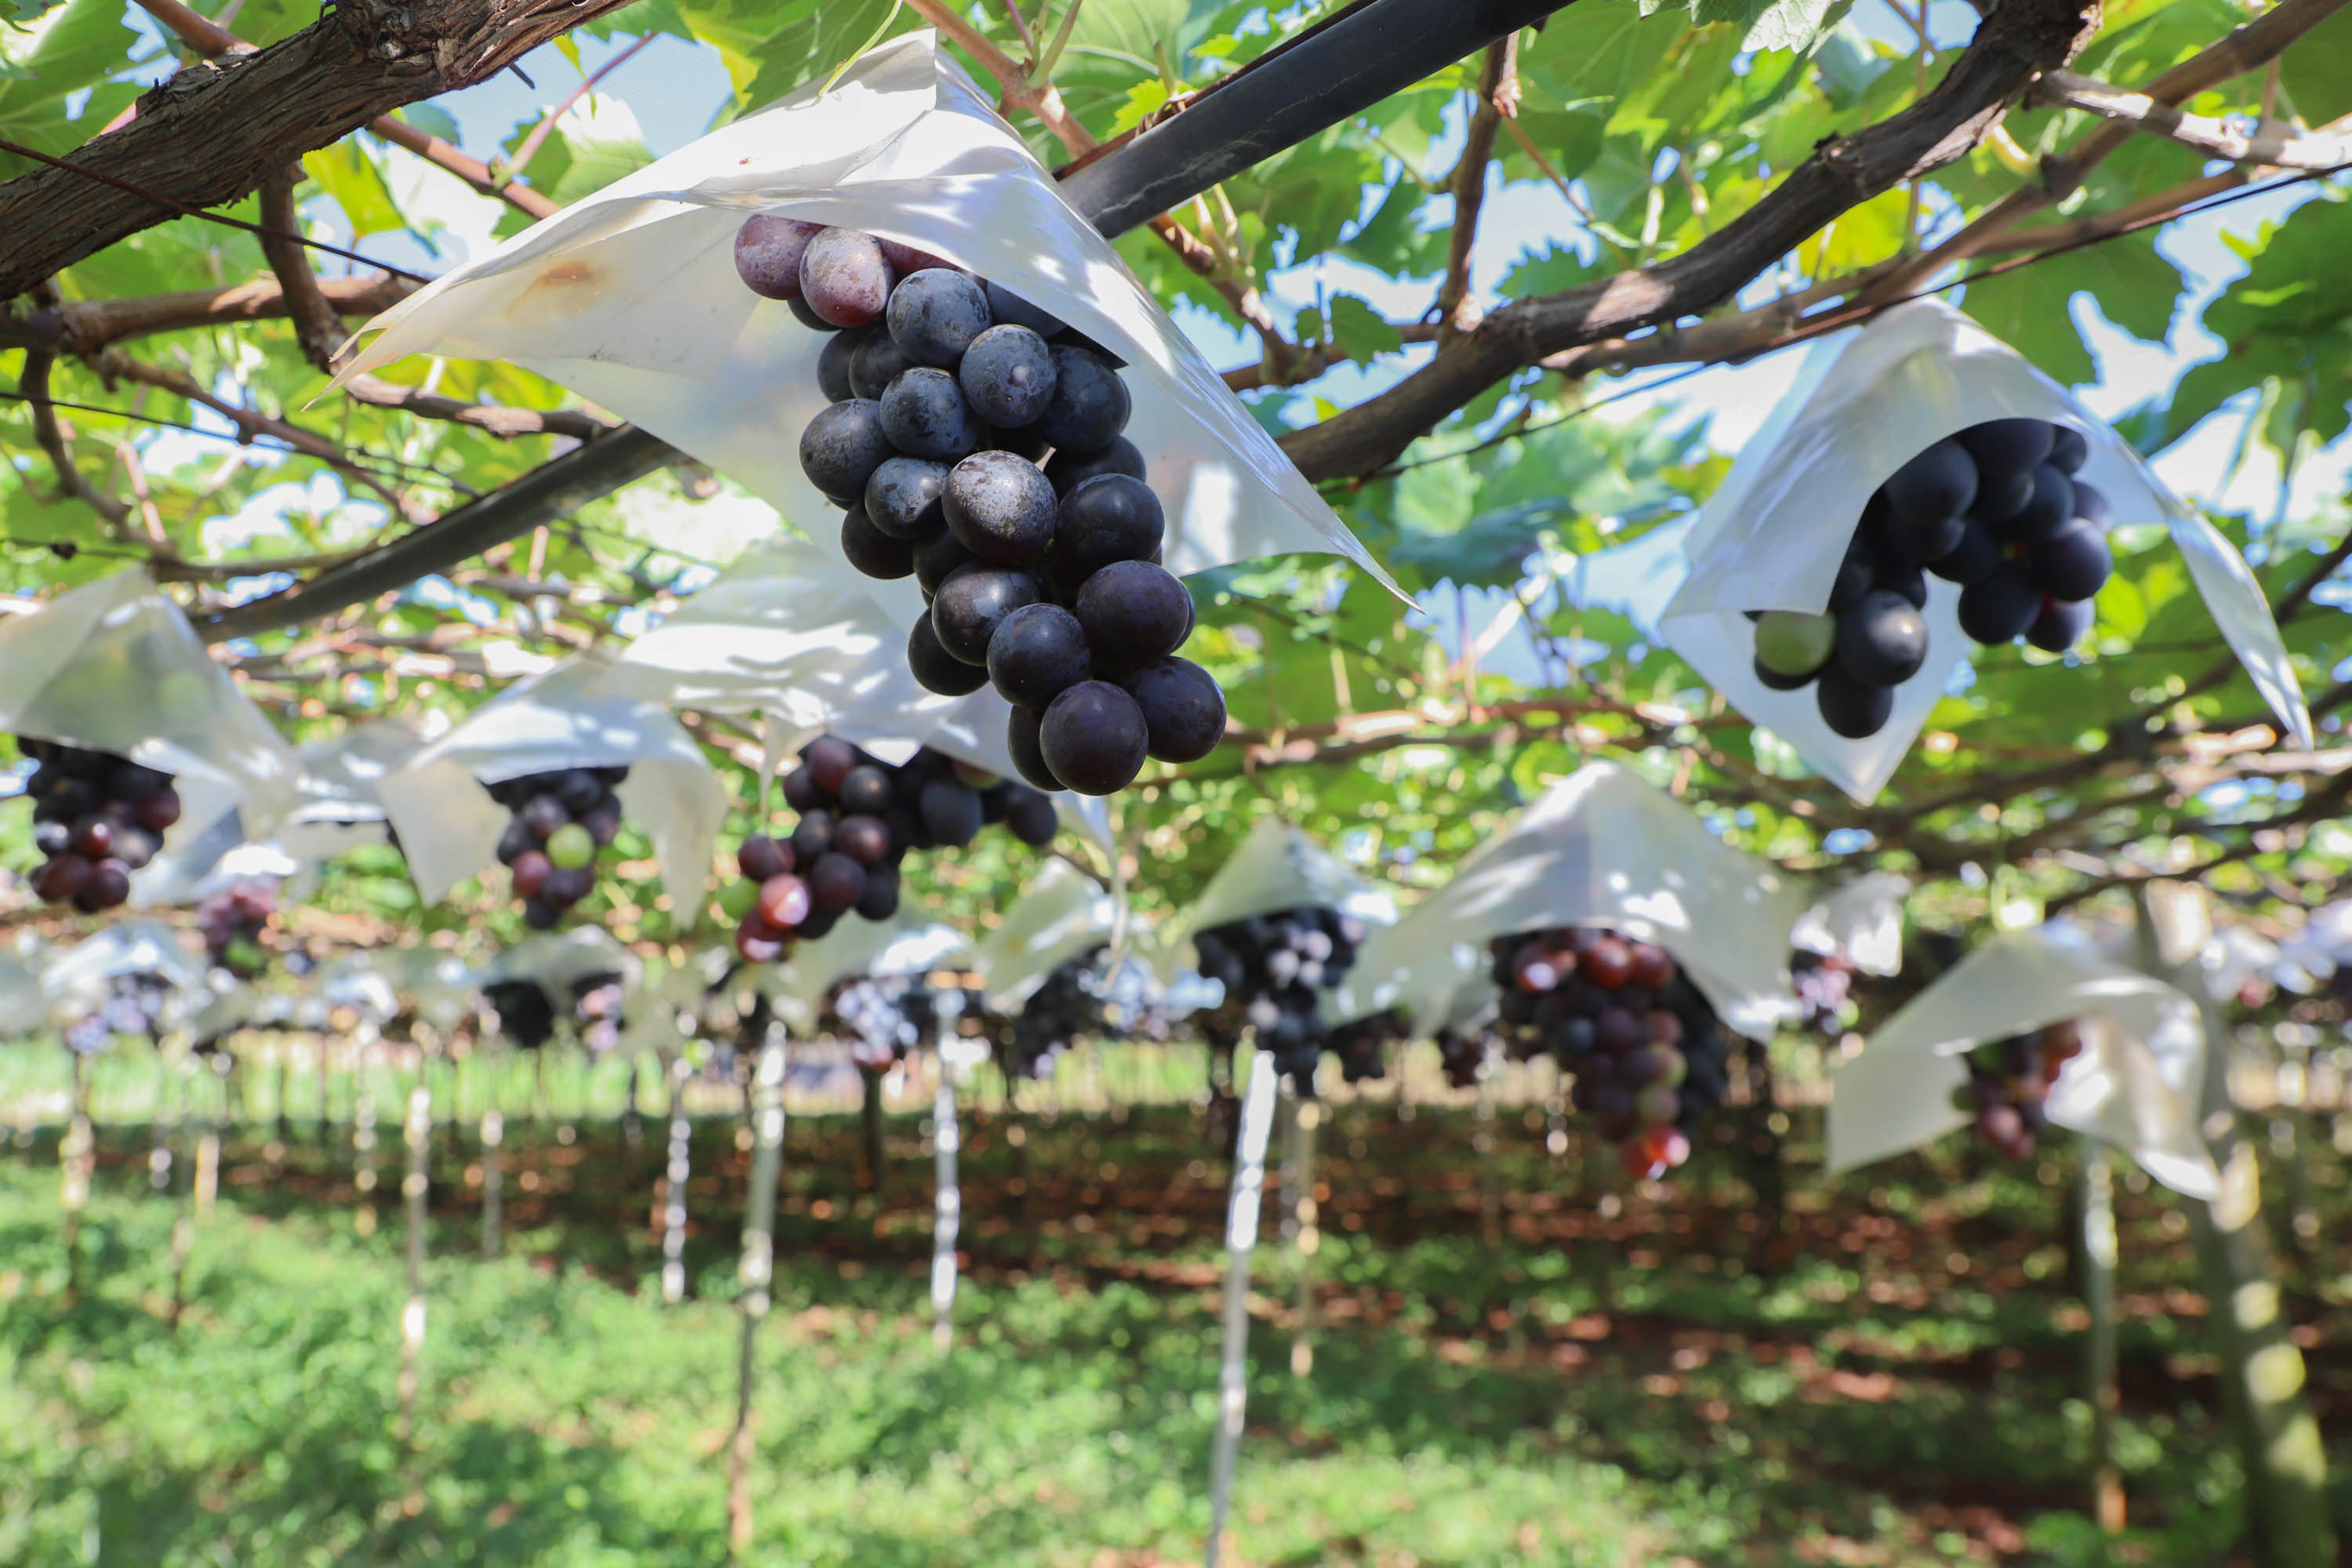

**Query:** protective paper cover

left=971, top=858, right=1116, bottom=1014
left=1791, top=869, right=1911, bottom=977
left=41, top=921, right=212, bottom=1029
left=1826, top=925, right=2218, bottom=1198
left=1661, top=300, right=2308, bottom=803
left=383, top=652, right=726, bottom=922
left=339, top=31, right=1390, bottom=607
left=770, top=916, right=973, bottom=1028
left=1334, top=762, right=1804, bottom=1041
left=1159, top=816, right=1396, bottom=981
left=0, top=569, right=298, bottom=848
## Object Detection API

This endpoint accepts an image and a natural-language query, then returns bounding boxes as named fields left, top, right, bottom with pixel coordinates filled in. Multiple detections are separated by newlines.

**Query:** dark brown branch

left=335, top=374, right=615, bottom=441
left=20, top=349, right=131, bottom=530
left=1435, top=37, right=1518, bottom=348
left=1277, top=0, right=2098, bottom=481
left=256, top=166, right=345, bottom=372
left=2033, top=69, right=2352, bottom=170
left=0, top=0, right=636, bottom=299
left=0, top=273, right=416, bottom=355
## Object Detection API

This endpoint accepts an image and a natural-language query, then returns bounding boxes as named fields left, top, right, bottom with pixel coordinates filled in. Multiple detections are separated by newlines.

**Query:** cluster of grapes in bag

left=989, top=949, right=1109, bottom=1081
left=737, top=216, right=1228, bottom=796
left=63, top=971, right=178, bottom=1055
left=827, top=972, right=956, bottom=1072
left=730, top=736, right=1057, bottom=964
left=1953, top=1018, right=2084, bottom=1159
left=1491, top=927, right=1731, bottom=1180
left=1790, top=950, right=1856, bottom=1037
left=1751, top=419, right=2111, bottom=739
left=19, top=740, right=180, bottom=912
left=197, top=879, right=277, bottom=977
left=486, top=766, right=630, bottom=930
left=482, top=978, right=557, bottom=1050
left=1324, top=1007, right=1408, bottom=1085
left=1192, top=907, right=1368, bottom=1089
left=1435, top=1022, right=1501, bottom=1090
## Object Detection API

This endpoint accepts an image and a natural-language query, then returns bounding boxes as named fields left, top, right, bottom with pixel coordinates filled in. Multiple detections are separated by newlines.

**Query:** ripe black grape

left=849, top=329, right=916, bottom=401
left=886, top=267, right=991, bottom=368
left=1928, top=516, right=2000, bottom=585
left=908, top=615, right=991, bottom=695
left=1966, top=465, right=2034, bottom=525
left=810, top=853, right=867, bottom=911
left=877, top=238, right=954, bottom=276
left=958, top=325, right=1058, bottom=428
left=919, top=777, right=984, bottom=846
left=913, top=530, right=978, bottom=597
left=1955, top=418, right=2054, bottom=477
left=855, top=862, right=902, bottom=920
left=1054, top=472, right=1164, bottom=581
left=1996, top=464, right=2073, bottom=543
left=2045, top=425, right=2089, bottom=474
left=983, top=279, right=1064, bottom=338
left=1884, top=437, right=1977, bottom=527
left=2027, top=596, right=2093, bottom=652
left=818, top=327, right=863, bottom=402
left=800, top=399, right=895, bottom=505
left=1120, top=656, right=1225, bottom=762
left=798, top=228, right=894, bottom=327
left=2071, top=479, right=2111, bottom=530
left=1004, top=789, right=1057, bottom=845
left=1075, top=560, right=1192, bottom=665
left=2028, top=517, right=2111, bottom=601
left=838, top=765, right=895, bottom=817
left=1816, top=664, right=1894, bottom=739
left=944, top=450, right=1058, bottom=562
left=1754, top=652, right=1813, bottom=691
left=840, top=505, right=916, bottom=579
left=1835, top=590, right=1927, bottom=686
left=1007, top=705, right=1062, bottom=790
left=735, top=216, right=823, bottom=300
left=1957, top=562, right=2041, bottom=644
left=986, top=602, right=1093, bottom=710
left=864, top=456, right=949, bottom=541
left=1875, top=561, right=1928, bottom=611
left=1037, top=346, right=1131, bottom=451
left=932, top=564, right=1044, bottom=664
left=1039, top=680, right=1149, bottom=795
left=1044, top=435, right=1148, bottom=498
left=879, top=367, right=981, bottom=462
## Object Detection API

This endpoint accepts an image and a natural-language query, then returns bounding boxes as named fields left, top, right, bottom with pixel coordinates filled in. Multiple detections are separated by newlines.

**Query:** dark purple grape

left=1876, top=506, right=1966, bottom=568
left=1007, top=706, right=1062, bottom=790
left=810, top=852, right=867, bottom=911
left=1005, top=789, right=1058, bottom=846
left=2027, top=597, right=2094, bottom=652
left=1054, top=326, right=1127, bottom=369
left=1966, top=465, right=2034, bottom=524
left=2029, top=518, right=2111, bottom=601
left=920, top=779, right=985, bottom=847
left=1835, top=590, right=1927, bottom=687
left=735, top=216, right=824, bottom=300
left=988, top=423, right=1052, bottom=461
left=913, top=531, right=978, bottom=597
left=931, top=564, right=1044, bottom=664
left=106, top=763, right=170, bottom=802
left=787, top=297, right=840, bottom=333
left=522, top=898, right=561, bottom=931
left=496, top=817, right=533, bottom=865
left=879, top=368, right=981, bottom=462
left=1958, top=562, right=2042, bottom=644
left=806, top=739, right=858, bottom=794
left=32, top=819, right=67, bottom=858
left=855, top=862, right=902, bottom=920
left=556, top=768, right=606, bottom=814
left=798, top=228, right=894, bottom=328
left=790, top=810, right=837, bottom=866
left=833, top=813, right=892, bottom=866
left=1037, top=346, right=1131, bottom=451
left=543, top=866, right=593, bottom=906
left=1956, top=418, right=2055, bottom=477
left=2071, top=480, right=2111, bottom=530
left=1044, top=436, right=1146, bottom=497
left=887, top=268, right=992, bottom=368
left=987, top=602, right=1093, bottom=710
left=1884, top=438, right=1976, bottom=526
left=1928, top=517, right=2000, bottom=585
left=840, top=505, right=916, bottom=580
left=849, top=329, right=916, bottom=401
left=782, top=764, right=826, bottom=813
left=2046, top=425, right=2089, bottom=474
left=817, top=327, right=865, bottom=402
left=1039, top=680, right=1149, bottom=795
left=739, top=835, right=789, bottom=883
left=1875, top=561, right=1928, bottom=610
left=944, top=450, right=1057, bottom=563
left=908, top=615, right=991, bottom=695
left=1753, top=652, right=1814, bottom=691
left=1055, top=473, right=1163, bottom=580
left=1829, top=537, right=1875, bottom=611
left=957, top=325, right=1058, bottom=428
left=877, top=238, right=955, bottom=275
left=863, top=456, right=949, bottom=541
left=1119, top=656, right=1225, bottom=763
left=521, top=795, right=569, bottom=841
left=1816, top=665, right=1893, bottom=739
left=1075, top=560, right=1192, bottom=665
left=984, top=280, right=1064, bottom=338
left=839, top=765, right=894, bottom=817
left=1994, top=465, right=2073, bottom=543
left=800, top=400, right=894, bottom=505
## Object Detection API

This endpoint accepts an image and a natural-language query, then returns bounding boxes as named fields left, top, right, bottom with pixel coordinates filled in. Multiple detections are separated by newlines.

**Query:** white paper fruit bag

left=384, top=652, right=726, bottom=924
left=0, top=568, right=297, bottom=848
left=1662, top=299, right=2307, bottom=803
left=972, top=858, right=1118, bottom=1014
left=1160, top=817, right=1397, bottom=982
left=1791, top=870, right=1911, bottom=977
left=337, top=31, right=1388, bottom=617
left=1339, top=762, right=1805, bottom=1040
left=1827, top=924, right=2218, bottom=1198
left=771, top=916, right=971, bottom=1030
left=42, top=921, right=210, bottom=1029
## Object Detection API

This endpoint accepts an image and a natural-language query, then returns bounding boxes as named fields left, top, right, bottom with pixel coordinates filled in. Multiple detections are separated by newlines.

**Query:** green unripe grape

left=1653, top=1042, right=1686, bottom=1088
left=546, top=822, right=596, bottom=870
left=1949, top=1082, right=1979, bottom=1113
left=223, top=937, right=267, bottom=972
left=1753, top=609, right=1838, bottom=677
left=1635, top=1082, right=1681, bottom=1127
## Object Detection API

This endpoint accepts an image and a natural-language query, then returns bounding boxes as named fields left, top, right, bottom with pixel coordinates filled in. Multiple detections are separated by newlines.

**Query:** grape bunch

left=1790, top=950, right=1856, bottom=1037
left=196, top=879, right=277, bottom=978
left=826, top=972, right=951, bottom=1071
left=572, top=972, right=628, bottom=1054
left=486, top=766, right=630, bottom=930
left=1324, top=1007, right=1408, bottom=1085
left=17, top=740, right=179, bottom=912
left=1952, top=1018, right=2084, bottom=1159
left=989, top=949, right=1109, bottom=1081
left=1192, top=907, right=1368, bottom=1089
left=728, top=735, right=1056, bottom=964
left=63, top=971, right=177, bottom=1055
left=1750, top=418, right=2111, bottom=739
left=1490, top=927, right=1731, bottom=1180
left=737, top=215, right=1229, bottom=796
left=1436, top=1023, right=1497, bottom=1091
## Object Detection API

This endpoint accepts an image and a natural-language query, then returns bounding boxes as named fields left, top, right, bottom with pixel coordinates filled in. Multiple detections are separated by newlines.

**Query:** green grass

left=1, top=1098, right=2347, bottom=1566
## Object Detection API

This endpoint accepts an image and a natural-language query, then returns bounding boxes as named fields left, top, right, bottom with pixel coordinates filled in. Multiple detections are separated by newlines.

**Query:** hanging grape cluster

left=1751, top=419, right=2111, bottom=739
left=572, top=973, right=629, bottom=1054
left=1436, top=1022, right=1501, bottom=1090
left=730, top=735, right=1055, bottom=964
left=736, top=216, right=1227, bottom=796
left=197, top=879, right=278, bottom=977
left=988, top=948, right=1110, bottom=1080
left=19, top=741, right=179, bottom=911
left=483, top=979, right=558, bottom=1049
left=826, top=971, right=956, bottom=1071
left=1324, top=1007, right=1409, bottom=1084
left=1953, top=1018, right=2084, bottom=1159
left=1491, top=927, right=1732, bottom=1179
left=1192, top=907, right=1368, bottom=1088
left=63, top=971, right=177, bottom=1055
left=1789, top=950, right=1857, bottom=1037
left=486, top=765, right=630, bottom=929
